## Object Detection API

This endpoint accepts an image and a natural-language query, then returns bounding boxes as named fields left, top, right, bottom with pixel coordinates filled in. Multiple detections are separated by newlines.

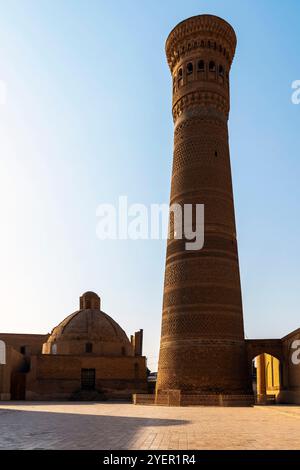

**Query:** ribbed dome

left=42, top=292, right=133, bottom=357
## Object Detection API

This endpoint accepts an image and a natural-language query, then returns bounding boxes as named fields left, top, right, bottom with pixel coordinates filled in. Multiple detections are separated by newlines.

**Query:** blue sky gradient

left=0, top=0, right=299, bottom=370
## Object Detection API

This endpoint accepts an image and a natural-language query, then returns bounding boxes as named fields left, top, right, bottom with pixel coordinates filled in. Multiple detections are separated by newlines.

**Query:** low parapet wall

left=133, top=391, right=254, bottom=407
left=133, top=394, right=156, bottom=405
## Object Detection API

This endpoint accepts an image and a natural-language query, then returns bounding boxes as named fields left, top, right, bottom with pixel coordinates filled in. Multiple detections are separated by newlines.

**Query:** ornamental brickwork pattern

left=156, top=15, right=253, bottom=400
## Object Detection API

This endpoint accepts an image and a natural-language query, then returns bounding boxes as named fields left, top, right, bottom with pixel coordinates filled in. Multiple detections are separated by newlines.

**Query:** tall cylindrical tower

left=156, top=15, right=252, bottom=405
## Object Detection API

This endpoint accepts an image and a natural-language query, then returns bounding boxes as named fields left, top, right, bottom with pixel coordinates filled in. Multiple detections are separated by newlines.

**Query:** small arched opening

left=197, top=60, right=205, bottom=72
left=218, top=65, right=225, bottom=84
left=209, top=61, right=216, bottom=73
left=186, top=62, right=193, bottom=75
left=177, top=67, right=183, bottom=88
left=252, top=353, right=282, bottom=404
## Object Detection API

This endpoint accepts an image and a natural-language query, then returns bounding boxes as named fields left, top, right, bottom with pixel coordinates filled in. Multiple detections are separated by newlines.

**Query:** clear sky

left=0, top=0, right=299, bottom=371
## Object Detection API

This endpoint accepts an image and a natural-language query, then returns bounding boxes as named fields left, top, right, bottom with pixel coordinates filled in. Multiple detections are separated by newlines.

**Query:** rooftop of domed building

left=42, top=292, right=134, bottom=357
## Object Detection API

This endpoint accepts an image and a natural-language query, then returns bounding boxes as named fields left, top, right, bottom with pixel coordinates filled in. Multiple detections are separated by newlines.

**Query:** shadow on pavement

left=0, top=405, right=188, bottom=450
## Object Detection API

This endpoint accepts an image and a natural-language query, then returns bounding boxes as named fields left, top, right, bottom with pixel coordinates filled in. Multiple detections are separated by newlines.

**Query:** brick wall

left=26, top=354, right=147, bottom=400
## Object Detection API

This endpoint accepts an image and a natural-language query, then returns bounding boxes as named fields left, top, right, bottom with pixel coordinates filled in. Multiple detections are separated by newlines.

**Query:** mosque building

left=0, top=291, right=147, bottom=400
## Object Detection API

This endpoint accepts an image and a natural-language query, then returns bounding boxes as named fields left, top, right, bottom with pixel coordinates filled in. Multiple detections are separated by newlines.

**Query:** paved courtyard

left=0, top=402, right=299, bottom=450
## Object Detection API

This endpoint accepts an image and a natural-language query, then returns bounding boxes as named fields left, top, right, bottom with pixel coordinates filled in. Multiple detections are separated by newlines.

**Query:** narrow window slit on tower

left=198, top=60, right=205, bottom=71
left=209, top=61, right=216, bottom=72
left=187, top=62, right=193, bottom=75
left=177, top=68, right=183, bottom=87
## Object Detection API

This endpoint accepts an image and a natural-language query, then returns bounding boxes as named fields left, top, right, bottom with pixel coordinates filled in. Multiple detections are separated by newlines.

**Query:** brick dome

left=42, top=292, right=133, bottom=356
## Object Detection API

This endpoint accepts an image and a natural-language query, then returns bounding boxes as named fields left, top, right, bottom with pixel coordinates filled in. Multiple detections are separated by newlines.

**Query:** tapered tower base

left=134, top=391, right=254, bottom=407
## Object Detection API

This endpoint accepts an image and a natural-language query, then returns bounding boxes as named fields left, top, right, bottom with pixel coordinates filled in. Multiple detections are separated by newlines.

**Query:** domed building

left=0, top=292, right=147, bottom=400
left=42, top=292, right=134, bottom=357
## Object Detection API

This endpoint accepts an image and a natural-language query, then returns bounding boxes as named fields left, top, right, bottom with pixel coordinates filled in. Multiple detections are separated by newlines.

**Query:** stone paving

left=0, top=402, right=299, bottom=450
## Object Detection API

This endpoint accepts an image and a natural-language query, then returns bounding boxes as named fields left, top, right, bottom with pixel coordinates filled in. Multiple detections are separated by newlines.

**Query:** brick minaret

left=156, top=15, right=253, bottom=405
